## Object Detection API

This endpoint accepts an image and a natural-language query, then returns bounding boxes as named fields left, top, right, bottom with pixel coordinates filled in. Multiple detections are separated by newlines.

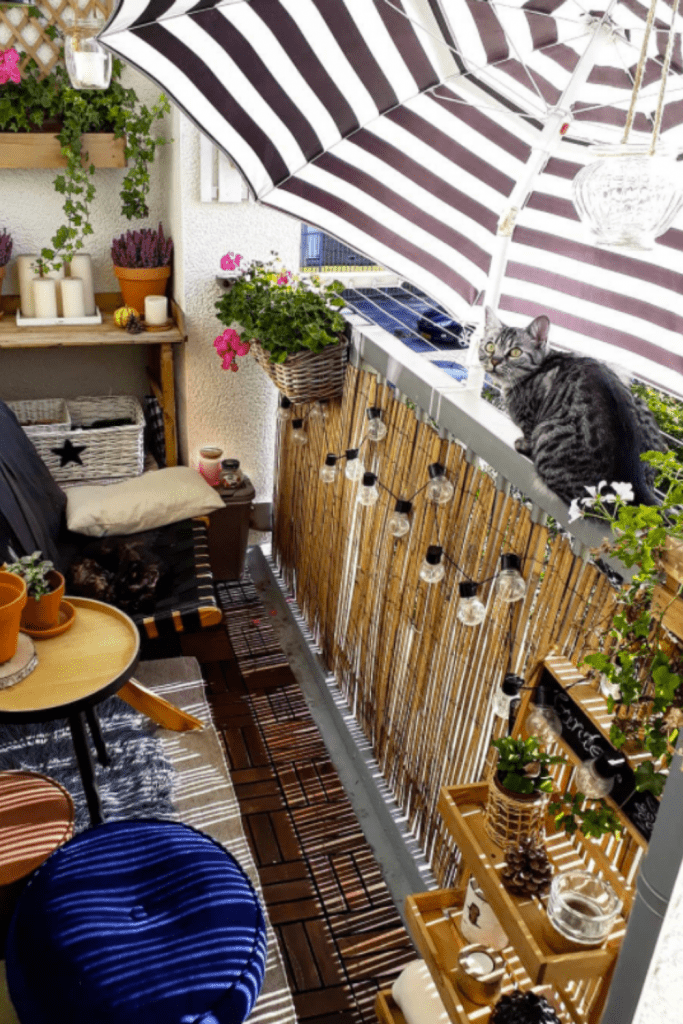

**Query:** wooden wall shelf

left=0, top=132, right=126, bottom=169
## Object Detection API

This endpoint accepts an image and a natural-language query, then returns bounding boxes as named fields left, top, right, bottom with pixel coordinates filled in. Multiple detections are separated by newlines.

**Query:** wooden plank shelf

left=375, top=990, right=408, bottom=1024
left=405, top=888, right=574, bottom=1024
left=0, top=132, right=126, bottom=169
left=437, top=785, right=625, bottom=989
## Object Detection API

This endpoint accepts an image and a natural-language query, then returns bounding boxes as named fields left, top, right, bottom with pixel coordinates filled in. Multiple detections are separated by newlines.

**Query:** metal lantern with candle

left=454, top=944, right=505, bottom=1005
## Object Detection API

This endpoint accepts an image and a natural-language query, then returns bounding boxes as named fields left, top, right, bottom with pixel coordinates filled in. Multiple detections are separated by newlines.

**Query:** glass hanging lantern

left=63, top=15, right=112, bottom=91
left=345, top=448, right=364, bottom=481
left=357, top=471, right=379, bottom=506
left=291, top=418, right=308, bottom=446
left=366, top=407, right=387, bottom=442
left=495, top=554, right=526, bottom=603
left=426, top=463, right=454, bottom=505
left=525, top=681, right=562, bottom=743
left=419, top=545, right=445, bottom=584
left=277, top=396, right=293, bottom=422
left=457, top=581, right=486, bottom=626
left=319, top=453, right=339, bottom=484
left=572, top=144, right=683, bottom=251
left=388, top=499, right=412, bottom=538
left=573, top=752, right=626, bottom=800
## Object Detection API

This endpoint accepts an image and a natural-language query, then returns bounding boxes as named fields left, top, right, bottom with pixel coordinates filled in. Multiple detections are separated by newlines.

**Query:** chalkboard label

left=540, top=667, right=658, bottom=841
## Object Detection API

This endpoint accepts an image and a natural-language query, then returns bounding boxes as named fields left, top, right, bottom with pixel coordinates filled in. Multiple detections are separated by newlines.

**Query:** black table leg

left=85, top=706, right=110, bottom=767
left=69, top=713, right=103, bottom=827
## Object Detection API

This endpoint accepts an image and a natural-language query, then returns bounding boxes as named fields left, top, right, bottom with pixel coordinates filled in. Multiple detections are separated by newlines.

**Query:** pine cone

left=491, top=990, right=562, bottom=1024
left=125, top=313, right=144, bottom=334
left=500, top=837, right=552, bottom=897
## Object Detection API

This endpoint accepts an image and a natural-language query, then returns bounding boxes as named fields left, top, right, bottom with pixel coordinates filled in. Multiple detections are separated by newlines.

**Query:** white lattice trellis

left=0, top=0, right=113, bottom=76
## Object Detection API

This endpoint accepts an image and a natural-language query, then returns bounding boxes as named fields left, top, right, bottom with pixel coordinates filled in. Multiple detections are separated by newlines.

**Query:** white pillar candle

left=145, top=295, right=168, bottom=326
left=67, top=254, right=95, bottom=315
left=33, top=279, right=58, bottom=320
left=72, top=51, right=110, bottom=89
left=461, top=951, right=495, bottom=978
left=17, top=255, right=40, bottom=318
left=60, top=278, right=85, bottom=318
left=51, top=263, right=65, bottom=316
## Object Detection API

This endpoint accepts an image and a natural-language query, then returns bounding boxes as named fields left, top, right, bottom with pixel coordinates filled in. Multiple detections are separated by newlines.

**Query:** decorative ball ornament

left=114, top=305, right=140, bottom=328
left=501, top=837, right=553, bottom=898
left=490, top=990, right=562, bottom=1024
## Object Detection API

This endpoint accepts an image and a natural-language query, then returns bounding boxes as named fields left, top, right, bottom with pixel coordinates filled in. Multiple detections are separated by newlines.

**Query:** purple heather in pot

left=111, top=223, right=173, bottom=268
left=0, top=228, right=13, bottom=267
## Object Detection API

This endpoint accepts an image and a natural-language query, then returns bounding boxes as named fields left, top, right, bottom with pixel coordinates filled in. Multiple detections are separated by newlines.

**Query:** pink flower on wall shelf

left=214, top=327, right=250, bottom=372
left=0, top=49, right=21, bottom=85
left=277, top=271, right=293, bottom=286
left=220, top=251, right=243, bottom=272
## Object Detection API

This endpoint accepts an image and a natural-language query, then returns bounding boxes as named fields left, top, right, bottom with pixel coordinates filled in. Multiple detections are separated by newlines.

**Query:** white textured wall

left=169, top=112, right=300, bottom=503
left=0, top=65, right=171, bottom=401
left=633, top=855, right=683, bottom=1023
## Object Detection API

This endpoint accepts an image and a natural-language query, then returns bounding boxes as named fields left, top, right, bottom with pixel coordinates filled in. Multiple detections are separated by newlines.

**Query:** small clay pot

left=21, top=570, right=65, bottom=631
left=0, top=573, right=27, bottom=664
left=113, top=265, right=171, bottom=312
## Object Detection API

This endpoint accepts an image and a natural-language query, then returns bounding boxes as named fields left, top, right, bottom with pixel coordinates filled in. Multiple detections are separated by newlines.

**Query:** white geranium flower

left=568, top=498, right=583, bottom=523
left=611, top=481, right=634, bottom=502
left=584, top=480, right=607, bottom=500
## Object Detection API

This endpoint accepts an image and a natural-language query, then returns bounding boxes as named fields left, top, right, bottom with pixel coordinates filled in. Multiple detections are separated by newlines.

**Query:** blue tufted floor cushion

left=5, top=819, right=267, bottom=1024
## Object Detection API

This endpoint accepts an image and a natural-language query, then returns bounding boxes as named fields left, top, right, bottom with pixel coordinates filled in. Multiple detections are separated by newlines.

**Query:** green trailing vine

left=0, top=56, right=170, bottom=272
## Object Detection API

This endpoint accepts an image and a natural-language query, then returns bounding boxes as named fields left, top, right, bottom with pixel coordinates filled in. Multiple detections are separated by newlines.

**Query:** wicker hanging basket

left=250, top=335, right=348, bottom=404
left=484, top=774, right=549, bottom=849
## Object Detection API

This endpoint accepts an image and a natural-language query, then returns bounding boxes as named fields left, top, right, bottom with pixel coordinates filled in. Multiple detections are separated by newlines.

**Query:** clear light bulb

left=366, top=407, right=387, bottom=442
left=492, top=674, right=524, bottom=720
left=426, top=463, right=454, bottom=505
left=277, top=396, right=293, bottom=422
left=345, top=448, right=365, bottom=481
left=308, top=400, right=327, bottom=421
left=419, top=545, right=445, bottom=584
left=319, top=453, right=338, bottom=484
left=291, top=418, right=308, bottom=446
left=600, top=675, right=621, bottom=701
left=495, top=553, right=526, bottom=603
left=357, top=471, right=379, bottom=506
left=388, top=499, right=412, bottom=538
left=524, top=683, right=562, bottom=743
left=573, top=753, right=626, bottom=799
left=457, top=581, right=486, bottom=626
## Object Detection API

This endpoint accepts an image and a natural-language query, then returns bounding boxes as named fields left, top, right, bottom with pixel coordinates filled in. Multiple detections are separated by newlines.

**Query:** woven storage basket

left=250, top=335, right=348, bottom=403
left=8, top=398, right=71, bottom=435
left=484, top=774, right=548, bottom=849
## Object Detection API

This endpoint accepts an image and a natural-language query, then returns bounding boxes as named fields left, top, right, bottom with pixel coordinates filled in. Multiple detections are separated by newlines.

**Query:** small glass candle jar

left=455, top=944, right=505, bottom=1005
left=63, top=17, right=112, bottom=90
left=545, top=870, right=621, bottom=951
left=220, top=459, right=243, bottom=489
left=198, top=446, right=223, bottom=486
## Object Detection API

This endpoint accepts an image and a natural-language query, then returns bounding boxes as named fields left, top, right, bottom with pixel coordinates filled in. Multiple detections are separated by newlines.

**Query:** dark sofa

left=0, top=400, right=222, bottom=639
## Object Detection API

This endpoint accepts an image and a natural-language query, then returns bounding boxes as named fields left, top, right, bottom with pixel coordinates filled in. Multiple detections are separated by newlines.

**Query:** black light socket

left=459, top=580, right=478, bottom=599
left=366, top=406, right=382, bottom=420
left=500, top=553, right=522, bottom=572
left=502, top=674, right=524, bottom=697
left=362, top=472, right=377, bottom=487
left=394, top=499, right=412, bottom=515
left=428, top=462, right=446, bottom=478
left=324, top=453, right=338, bottom=467
left=426, top=545, right=443, bottom=565
left=280, top=396, right=292, bottom=409
left=292, top=418, right=304, bottom=429
left=594, top=752, right=627, bottom=779
left=346, top=448, right=359, bottom=460
left=221, top=459, right=240, bottom=471
left=532, top=681, right=554, bottom=708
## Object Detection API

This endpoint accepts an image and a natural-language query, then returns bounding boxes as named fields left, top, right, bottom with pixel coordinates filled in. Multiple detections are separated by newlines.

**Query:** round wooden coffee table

left=0, top=597, right=140, bottom=826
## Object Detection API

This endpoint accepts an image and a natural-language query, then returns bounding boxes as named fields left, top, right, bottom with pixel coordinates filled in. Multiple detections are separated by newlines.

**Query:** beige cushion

left=66, top=467, right=225, bottom=537
left=392, top=960, right=450, bottom=1024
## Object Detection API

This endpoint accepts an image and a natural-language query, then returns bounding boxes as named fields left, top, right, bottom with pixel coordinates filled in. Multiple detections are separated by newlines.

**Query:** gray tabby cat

left=479, top=309, right=665, bottom=507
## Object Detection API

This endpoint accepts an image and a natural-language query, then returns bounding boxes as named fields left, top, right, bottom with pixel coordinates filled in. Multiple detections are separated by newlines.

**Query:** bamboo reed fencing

left=0, top=0, right=113, bottom=77
left=273, top=365, right=618, bottom=885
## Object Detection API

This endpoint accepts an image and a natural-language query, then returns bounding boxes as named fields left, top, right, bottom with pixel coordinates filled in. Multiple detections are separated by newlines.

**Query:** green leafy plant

left=214, top=253, right=346, bottom=364
left=491, top=735, right=566, bottom=795
left=549, top=791, right=623, bottom=839
left=0, top=56, right=170, bottom=272
left=4, top=552, right=56, bottom=601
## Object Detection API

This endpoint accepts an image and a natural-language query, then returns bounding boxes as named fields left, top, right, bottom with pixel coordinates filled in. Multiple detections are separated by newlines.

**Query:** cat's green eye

left=484, top=342, right=495, bottom=353
left=509, top=347, right=522, bottom=358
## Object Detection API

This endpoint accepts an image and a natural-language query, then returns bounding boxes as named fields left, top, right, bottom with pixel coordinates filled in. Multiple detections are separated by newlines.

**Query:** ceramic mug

left=460, top=875, right=509, bottom=950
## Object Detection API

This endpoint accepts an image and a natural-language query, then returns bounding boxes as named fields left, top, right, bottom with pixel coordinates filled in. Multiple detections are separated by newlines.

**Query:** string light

left=573, top=753, right=626, bottom=799
left=495, top=554, right=526, bottom=603
left=357, top=471, right=380, bottom=506
left=388, top=499, right=412, bottom=538
left=524, top=681, right=562, bottom=743
left=308, top=400, right=327, bottom=421
left=345, top=448, right=365, bottom=481
left=291, top=418, right=308, bottom=446
left=277, top=396, right=293, bottom=422
left=457, top=581, right=486, bottom=626
left=492, top=673, right=524, bottom=721
left=319, top=453, right=339, bottom=484
left=426, top=463, right=454, bottom=505
left=419, top=545, right=445, bottom=584
left=366, top=407, right=387, bottom=442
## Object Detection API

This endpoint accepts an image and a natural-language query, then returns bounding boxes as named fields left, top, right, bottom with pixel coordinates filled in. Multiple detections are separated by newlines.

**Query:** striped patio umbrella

left=99, top=0, right=683, bottom=395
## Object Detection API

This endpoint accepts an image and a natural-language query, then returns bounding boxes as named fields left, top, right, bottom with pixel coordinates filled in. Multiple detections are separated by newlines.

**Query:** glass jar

left=63, top=17, right=112, bottom=91
left=198, top=447, right=223, bottom=486
left=545, top=870, right=621, bottom=951
left=220, top=459, right=243, bottom=489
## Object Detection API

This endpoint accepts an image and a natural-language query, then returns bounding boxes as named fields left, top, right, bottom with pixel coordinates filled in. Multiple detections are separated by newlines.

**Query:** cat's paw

left=514, top=437, right=532, bottom=456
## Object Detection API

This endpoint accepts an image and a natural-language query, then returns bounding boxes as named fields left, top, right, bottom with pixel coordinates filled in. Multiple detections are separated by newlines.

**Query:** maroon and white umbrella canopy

left=100, top=0, right=683, bottom=394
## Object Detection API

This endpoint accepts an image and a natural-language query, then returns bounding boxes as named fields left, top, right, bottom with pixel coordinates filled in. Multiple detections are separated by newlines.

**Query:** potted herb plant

left=4, top=552, right=65, bottom=632
left=485, top=736, right=566, bottom=848
left=214, top=253, right=348, bottom=403
left=0, top=571, right=26, bottom=665
left=0, top=228, right=11, bottom=319
left=111, top=223, right=173, bottom=312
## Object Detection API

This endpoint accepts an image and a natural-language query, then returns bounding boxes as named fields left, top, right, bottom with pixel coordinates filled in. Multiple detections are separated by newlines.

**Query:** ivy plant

left=0, top=56, right=170, bottom=272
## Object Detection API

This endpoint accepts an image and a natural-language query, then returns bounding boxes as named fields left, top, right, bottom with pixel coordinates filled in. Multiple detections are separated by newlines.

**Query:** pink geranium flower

left=0, top=48, right=20, bottom=86
left=276, top=270, right=293, bottom=286
left=220, top=251, right=243, bottom=272
left=214, top=328, right=250, bottom=372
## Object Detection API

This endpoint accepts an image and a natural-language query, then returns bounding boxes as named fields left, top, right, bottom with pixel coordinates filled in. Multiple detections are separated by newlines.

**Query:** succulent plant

left=4, top=551, right=56, bottom=600
left=0, top=228, right=13, bottom=267
left=111, top=223, right=173, bottom=269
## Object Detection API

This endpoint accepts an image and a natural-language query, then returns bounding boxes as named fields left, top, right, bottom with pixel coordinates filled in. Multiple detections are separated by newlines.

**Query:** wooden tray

left=405, top=888, right=574, bottom=1024
left=375, top=990, right=408, bottom=1024
left=437, top=785, right=624, bottom=987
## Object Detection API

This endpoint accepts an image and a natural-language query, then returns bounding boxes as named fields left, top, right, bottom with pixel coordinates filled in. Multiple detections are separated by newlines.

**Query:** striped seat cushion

left=6, top=819, right=268, bottom=1024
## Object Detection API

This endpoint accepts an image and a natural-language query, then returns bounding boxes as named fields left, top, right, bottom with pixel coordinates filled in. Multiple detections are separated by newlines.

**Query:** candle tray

left=16, top=307, right=103, bottom=327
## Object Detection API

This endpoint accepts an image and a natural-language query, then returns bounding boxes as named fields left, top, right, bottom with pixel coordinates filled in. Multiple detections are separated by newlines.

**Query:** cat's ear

left=528, top=316, right=549, bottom=348
left=484, top=306, right=502, bottom=333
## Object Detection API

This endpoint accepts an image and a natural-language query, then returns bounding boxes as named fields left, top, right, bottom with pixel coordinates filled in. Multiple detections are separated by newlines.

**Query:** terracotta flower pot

left=21, top=570, right=65, bottom=631
left=0, top=572, right=27, bottom=664
left=113, top=265, right=171, bottom=314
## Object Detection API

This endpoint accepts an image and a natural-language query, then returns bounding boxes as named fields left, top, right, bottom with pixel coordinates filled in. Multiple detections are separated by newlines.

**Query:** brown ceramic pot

left=21, top=570, right=65, bottom=631
left=113, top=265, right=171, bottom=314
left=0, top=572, right=27, bottom=663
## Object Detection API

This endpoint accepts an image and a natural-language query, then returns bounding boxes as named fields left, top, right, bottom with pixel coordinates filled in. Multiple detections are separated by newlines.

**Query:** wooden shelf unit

left=0, top=292, right=185, bottom=468
left=375, top=990, right=408, bottom=1024
left=0, top=132, right=126, bottom=169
